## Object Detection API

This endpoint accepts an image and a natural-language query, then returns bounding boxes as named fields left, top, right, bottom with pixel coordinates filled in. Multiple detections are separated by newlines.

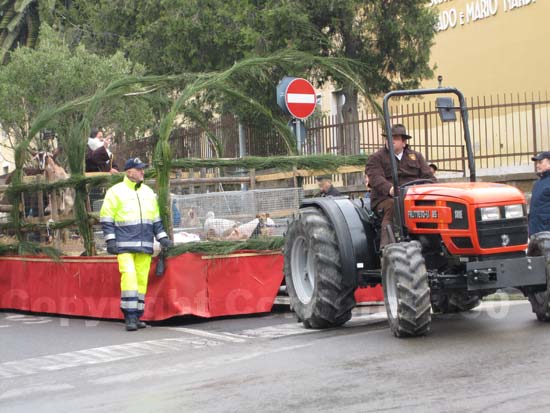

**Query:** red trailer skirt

left=0, top=252, right=383, bottom=321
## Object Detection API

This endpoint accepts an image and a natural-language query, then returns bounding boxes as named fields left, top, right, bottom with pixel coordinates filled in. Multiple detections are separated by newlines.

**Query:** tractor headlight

left=505, top=204, right=524, bottom=219
left=480, top=207, right=501, bottom=221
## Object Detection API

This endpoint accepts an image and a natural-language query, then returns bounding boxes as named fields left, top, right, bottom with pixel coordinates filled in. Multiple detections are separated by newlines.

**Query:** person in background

left=429, top=163, right=438, bottom=175
left=86, top=127, right=118, bottom=173
left=172, top=198, right=181, bottom=227
left=100, top=157, right=173, bottom=331
left=316, top=175, right=342, bottom=197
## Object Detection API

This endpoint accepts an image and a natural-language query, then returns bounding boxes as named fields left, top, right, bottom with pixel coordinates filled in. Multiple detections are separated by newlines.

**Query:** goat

left=41, top=152, right=74, bottom=216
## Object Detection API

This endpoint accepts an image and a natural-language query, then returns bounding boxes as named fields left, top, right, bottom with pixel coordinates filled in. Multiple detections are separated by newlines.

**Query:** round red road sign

left=285, top=78, right=316, bottom=119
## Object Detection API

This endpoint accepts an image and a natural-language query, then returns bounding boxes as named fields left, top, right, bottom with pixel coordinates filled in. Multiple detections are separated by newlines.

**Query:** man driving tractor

left=366, top=124, right=436, bottom=248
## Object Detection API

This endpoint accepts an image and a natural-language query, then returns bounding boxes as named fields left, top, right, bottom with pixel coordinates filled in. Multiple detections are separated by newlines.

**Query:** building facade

left=0, top=128, right=13, bottom=176
left=428, top=0, right=546, bottom=95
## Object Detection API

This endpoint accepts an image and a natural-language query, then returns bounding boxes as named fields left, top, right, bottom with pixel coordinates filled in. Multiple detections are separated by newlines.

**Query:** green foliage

left=165, top=237, right=285, bottom=257
left=171, top=154, right=369, bottom=171
left=0, top=0, right=38, bottom=63
left=0, top=241, right=62, bottom=260
left=295, top=0, right=436, bottom=93
left=0, top=218, right=81, bottom=232
left=0, top=24, right=155, bottom=143
left=67, top=0, right=258, bottom=75
left=65, top=0, right=436, bottom=122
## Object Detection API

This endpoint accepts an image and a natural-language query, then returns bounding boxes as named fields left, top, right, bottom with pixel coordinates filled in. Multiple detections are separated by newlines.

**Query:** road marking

left=5, top=315, right=31, bottom=320
left=163, top=327, right=248, bottom=343
left=23, top=319, right=53, bottom=325
left=90, top=343, right=314, bottom=385
left=237, top=312, right=388, bottom=339
left=0, top=336, right=225, bottom=379
left=222, top=332, right=254, bottom=339
left=239, top=322, right=316, bottom=339
left=3, top=315, right=53, bottom=324
left=0, top=325, right=9, bottom=328
left=0, top=383, right=74, bottom=401
left=347, top=312, right=388, bottom=327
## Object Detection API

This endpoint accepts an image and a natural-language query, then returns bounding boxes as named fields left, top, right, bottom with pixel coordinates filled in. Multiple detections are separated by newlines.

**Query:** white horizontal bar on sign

left=287, top=93, right=315, bottom=104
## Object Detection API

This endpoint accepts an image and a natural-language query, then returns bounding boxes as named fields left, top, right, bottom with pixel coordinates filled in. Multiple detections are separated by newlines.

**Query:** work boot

left=136, top=319, right=147, bottom=329
left=125, top=315, right=138, bottom=331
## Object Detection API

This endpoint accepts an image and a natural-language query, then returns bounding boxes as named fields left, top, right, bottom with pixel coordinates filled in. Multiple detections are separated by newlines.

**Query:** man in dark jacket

left=366, top=124, right=435, bottom=248
left=316, top=175, right=342, bottom=197
left=529, top=151, right=550, bottom=235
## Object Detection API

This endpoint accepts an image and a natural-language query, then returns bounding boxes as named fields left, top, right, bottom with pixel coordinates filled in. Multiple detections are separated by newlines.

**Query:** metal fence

left=113, top=91, right=550, bottom=173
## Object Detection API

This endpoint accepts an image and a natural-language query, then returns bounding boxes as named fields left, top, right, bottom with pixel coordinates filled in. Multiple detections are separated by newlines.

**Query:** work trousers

left=117, top=252, right=152, bottom=318
left=376, top=198, right=395, bottom=249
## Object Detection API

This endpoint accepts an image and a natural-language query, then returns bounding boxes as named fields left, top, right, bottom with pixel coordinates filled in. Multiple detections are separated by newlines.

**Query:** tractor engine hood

left=404, top=182, right=525, bottom=205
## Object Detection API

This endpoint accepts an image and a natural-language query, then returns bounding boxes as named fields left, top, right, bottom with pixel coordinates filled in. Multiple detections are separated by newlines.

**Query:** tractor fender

left=300, top=197, right=368, bottom=289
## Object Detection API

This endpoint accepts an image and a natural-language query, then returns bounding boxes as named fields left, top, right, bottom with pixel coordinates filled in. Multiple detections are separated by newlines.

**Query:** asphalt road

left=1, top=301, right=550, bottom=413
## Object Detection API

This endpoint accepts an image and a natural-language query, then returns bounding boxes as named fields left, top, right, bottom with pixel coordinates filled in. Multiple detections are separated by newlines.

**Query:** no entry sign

left=277, top=77, right=317, bottom=119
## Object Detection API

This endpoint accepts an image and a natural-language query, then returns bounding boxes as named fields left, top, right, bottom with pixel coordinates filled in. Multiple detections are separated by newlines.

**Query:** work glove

left=155, top=250, right=166, bottom=277
left=106, top=239, right=118, bottom=255
left=159, top=237, right=174, bottom=249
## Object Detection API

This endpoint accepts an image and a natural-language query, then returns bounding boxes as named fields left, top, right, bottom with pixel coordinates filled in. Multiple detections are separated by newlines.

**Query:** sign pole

left=295, top=118, right=302, bottom=155
left=238, top=122, right=247, bottom=191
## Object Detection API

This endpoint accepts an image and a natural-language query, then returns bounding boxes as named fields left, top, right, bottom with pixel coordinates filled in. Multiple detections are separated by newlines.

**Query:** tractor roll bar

left=382, top=87, right=476, bottom=241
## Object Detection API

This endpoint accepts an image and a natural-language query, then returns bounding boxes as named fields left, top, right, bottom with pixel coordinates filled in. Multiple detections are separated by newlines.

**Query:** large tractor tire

left=284, top=207, right=356, bottom=329
left=431, top=293, right=481, bottom=314
left=382, top=241, right=431, bottom=337
left=527, top=232, right=550, bottom=322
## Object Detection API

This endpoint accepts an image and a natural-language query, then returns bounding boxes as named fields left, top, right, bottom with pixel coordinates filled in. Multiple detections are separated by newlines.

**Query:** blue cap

left=532, top=151, right=550, bottom=161
left=124, top=157, right=149, bottom=170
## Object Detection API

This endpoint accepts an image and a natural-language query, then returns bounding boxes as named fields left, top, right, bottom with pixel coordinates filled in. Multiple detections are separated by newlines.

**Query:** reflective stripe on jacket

left=100, top=176, right=167, bottom=254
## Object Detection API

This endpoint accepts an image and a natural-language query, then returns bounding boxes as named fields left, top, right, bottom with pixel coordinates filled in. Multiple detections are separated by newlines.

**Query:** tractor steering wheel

left=399, top=179, right=434, bottom=191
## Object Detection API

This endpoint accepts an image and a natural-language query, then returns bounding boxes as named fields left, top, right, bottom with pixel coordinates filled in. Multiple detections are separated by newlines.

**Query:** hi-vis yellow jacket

left=100, top=176, right=168, bottom=254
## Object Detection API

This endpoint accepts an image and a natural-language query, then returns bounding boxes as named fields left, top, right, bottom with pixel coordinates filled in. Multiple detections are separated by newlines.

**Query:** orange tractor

left=284, top=87, right=550, bottom=337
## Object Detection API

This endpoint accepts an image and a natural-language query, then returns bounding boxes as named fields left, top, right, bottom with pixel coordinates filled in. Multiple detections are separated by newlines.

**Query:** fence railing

left=113, top=91, right=550, bottom=174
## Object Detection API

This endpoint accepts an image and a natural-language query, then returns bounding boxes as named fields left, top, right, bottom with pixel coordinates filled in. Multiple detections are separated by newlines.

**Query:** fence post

left=238, top=122, right=248, bottom=191
left=249, top=169, right=256, bottom=190
left=423, top=113, right=429, bottom=161
left=37, top=175, right=44, bottom=219
left=200, top=168, right=207, bottom=192
left=189, top=169, right=195, bottom=194
left=461, top=146, right=466, bottom=177
left=532, top=103, right=538, bottom=155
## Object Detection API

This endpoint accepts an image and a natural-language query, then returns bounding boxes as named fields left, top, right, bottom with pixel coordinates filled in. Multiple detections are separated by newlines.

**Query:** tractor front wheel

left=382, top=241, right=431, bottom=337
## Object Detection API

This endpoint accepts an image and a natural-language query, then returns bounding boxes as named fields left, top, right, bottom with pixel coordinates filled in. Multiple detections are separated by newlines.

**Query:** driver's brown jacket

left=365, top=145, right=435, bottom=210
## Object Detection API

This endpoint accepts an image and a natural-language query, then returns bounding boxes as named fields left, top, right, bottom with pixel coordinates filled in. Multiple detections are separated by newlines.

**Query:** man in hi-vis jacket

left=100, top=157, right=173, bottom=331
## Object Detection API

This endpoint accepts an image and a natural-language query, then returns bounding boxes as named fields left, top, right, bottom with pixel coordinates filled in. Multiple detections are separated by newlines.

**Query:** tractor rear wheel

left=527, top=232, right=550, bottom=322
left=382, top=241, right=431, bottom=337
left=284, top=207, right=356, bottom=329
